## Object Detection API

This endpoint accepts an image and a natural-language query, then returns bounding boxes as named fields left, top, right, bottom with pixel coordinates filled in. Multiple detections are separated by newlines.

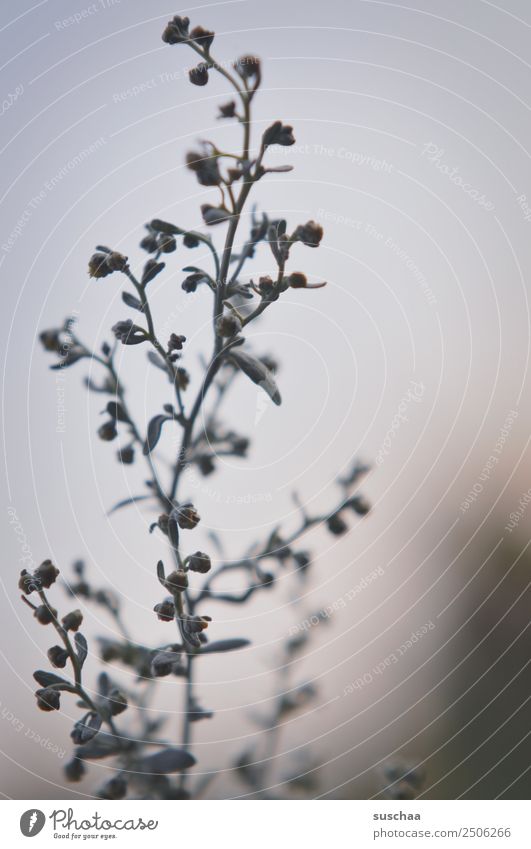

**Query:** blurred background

left=1, top=0, right=530, bottom=799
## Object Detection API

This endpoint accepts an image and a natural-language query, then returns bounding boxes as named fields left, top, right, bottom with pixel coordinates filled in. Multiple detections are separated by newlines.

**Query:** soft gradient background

left=1, top=0, right=530, bottom=799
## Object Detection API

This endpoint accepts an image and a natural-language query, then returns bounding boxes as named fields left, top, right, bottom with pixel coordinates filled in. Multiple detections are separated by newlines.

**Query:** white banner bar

left=4, top=800, right=528, bottom=848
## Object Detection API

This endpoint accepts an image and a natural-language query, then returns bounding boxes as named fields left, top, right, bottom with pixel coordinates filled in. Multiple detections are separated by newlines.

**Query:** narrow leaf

left=150, top=219, right=182, bottom=236
left=74, top=633, right=88, bottom=668
left=199, top=639, right=250, bottom=654
left=142, top=260, right=165, bottom=286
left=143, top=414, right=171, bottom=455
left=106, top=401, right=129, bottom=423
left=147, top=350, right=168, bottom=372
left=137, top=747, right=195, bottom=774
left=33, top=670, right=71, bottom=688
left=122, top=291, right=143, bottom=311
left=230, top=350, right=281, bottom=405
left=156, top=560, right=166, bottom=586
left=107, top=494, right=153, bottom=516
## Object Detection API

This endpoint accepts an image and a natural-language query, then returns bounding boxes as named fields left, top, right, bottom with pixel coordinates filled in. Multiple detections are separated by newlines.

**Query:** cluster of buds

left=167, top=333, right=186, bottom=362
left=35, top=688, right=61, bottom=712
left=19, top=560, right=59, bottom=595
left=88, top=250, right=128, bottom=279
left=140, top=223, right=176, bottom=254
left=111, top=319, right=146, bottom=346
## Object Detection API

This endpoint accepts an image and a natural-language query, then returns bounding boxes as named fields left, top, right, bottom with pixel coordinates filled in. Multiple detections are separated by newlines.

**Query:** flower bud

left=348, top=495, right=370, bottom=516
left=189, top=63, right=209, bottom=86
left=234, top=56, right=261, bottom=86
left=292, top=220, right=323, bottom=247
left=36, top=687, right=60, bottom=711
left=40, top=329, right=62, bottom=352
left=162, top=15, right=190, bottom=45
left=154, top=599, right=175, bottom=622
left=165, top=570, right=189, bottom=593
left=158, top=234, right=176, bottom=253
left=34, top=604, right=57, bottom=625
left=34, top=559, right=59, bottom=589
left=215, top=313, right=242, bottom=338
left=107, top=689, right=128, bottom=716
left=18, top=569, right=38, bottom=595
left=168, top=333, right=186, bottom=352
left=262, top=121, right=295, bottom=147
left=117, top=445, right=135, bottom=465
left=64, top=758, right=85, bottom=782
left=98, top=420, right=117, bottom=442
left=88, top=252, right=113, bottom=279
left=187, top=551, right=211, bottom=574
left=62, top=609, right=83, bottom=632
left=287, top=272, right=307, bottom=289
left=106, top=251, right=128, bottom=271
left=176, top=503, right=200, bottom=530
left=183, top=233, right=199, bottom=248
left=47, top=645, right=69, bottom=668
left=218, top=100, right=237, bottom=119
left=177, top=367, right=190, bottom=390
left=190, top=25, right=215, bottom=49
left=327, top=513, right=348, bottom=535
left=151, top=650, right=180, bottom=677
left=100, top=776, right=127, bottom=800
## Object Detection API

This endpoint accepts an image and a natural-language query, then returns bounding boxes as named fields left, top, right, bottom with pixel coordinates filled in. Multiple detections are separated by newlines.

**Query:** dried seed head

left=98, top=419, right=118, bottom=442
left=154, top=599, right=175, bottom=622
left=47, top=645, right=69, bottom=668
left=34, top=559, right=59, bottom=589
left=187, top=551, right=212, bottom=574
left=34, top=604, right=57, bottom=625
left=162, top=15, right=190, bottom=44
left=176, top=503, right=200, bottom=530
left=215, top=312, right=242, bottom=338
left=64, top=758, right=85, bottom=782
left=189, top=63, right=209, bottom=86
left=165, top=570, right=189, bottom=593
left=35, top=687, right=61, bottom=711
left=190, top=25, right=215, bottom=50
left=62, top=609, right=83, bottom=632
